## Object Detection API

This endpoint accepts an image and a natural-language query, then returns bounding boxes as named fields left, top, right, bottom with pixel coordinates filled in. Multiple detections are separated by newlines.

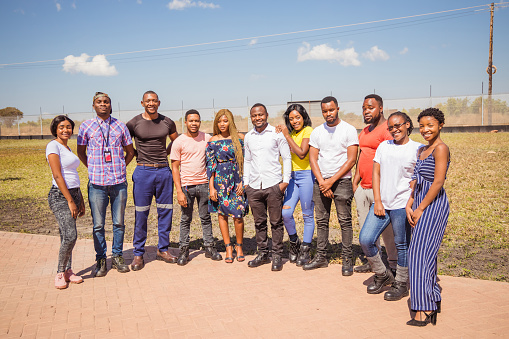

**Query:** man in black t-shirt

left=126, top=91, right=179, bottom=271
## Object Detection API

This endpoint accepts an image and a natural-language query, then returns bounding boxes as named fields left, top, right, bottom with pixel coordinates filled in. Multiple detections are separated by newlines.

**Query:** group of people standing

left=46, top=91, right=449, bottom=326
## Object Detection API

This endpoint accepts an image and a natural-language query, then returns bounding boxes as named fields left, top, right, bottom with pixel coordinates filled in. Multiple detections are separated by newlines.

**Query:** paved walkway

left=0, top=231, right=508, bottom=338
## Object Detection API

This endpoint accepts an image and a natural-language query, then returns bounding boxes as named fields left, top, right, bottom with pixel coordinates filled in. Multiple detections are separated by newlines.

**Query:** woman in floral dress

left=206, top=109, right=248, bottom=263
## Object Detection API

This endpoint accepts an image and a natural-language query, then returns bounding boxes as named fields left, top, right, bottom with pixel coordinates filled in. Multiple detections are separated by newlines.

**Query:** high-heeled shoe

left=235, top=243, right=245, bottom=262
left=406, top=310, right=438, bottom=326
left=224, top=243, right=234, bottom=263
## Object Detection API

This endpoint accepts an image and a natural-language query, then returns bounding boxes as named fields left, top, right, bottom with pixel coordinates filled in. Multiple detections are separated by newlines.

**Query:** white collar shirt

left=243, top=124, right=292, bottom=189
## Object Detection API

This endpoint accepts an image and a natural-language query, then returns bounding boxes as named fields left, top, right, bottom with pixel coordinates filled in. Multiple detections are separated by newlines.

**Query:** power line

left=0, top=3, right=493, bottom=67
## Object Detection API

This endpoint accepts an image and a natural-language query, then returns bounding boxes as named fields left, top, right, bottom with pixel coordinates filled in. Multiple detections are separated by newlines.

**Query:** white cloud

left=249, top=39, right=257, bottom=46
left=71, top=2, right=76, bottom=9
left=297, top=42, right=360, bottom=67
left=14, top=9, right=25, bottom=15
left=399, top=47, right=409, bottom=55
left=167, top=0, right=219, bottom=10
left=362, top=46, right=389, bottom=61
left=62, top=54, right=118, bottom=76
left=137, top=0, right=142, bottom=3
left=56, top=2, right=61, bottom=11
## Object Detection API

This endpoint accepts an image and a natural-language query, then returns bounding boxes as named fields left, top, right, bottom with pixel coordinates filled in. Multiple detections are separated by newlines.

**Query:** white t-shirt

left=309, top=120, right=359, bottom=179
left=46, top=140, right=81, bottom=189
left=373, top=139, right=424, bottom=210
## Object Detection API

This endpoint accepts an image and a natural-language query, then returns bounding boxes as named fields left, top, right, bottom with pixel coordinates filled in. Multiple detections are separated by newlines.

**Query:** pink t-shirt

left=170, top=131, right=211, bottom=186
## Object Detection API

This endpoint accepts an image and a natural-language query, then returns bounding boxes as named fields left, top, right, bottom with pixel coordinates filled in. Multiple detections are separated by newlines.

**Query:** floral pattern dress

left=206, top=139, right=248, bottom=218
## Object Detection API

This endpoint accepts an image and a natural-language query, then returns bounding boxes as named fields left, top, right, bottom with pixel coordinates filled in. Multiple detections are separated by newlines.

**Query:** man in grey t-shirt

left=126, top=91, right=179, bottom=271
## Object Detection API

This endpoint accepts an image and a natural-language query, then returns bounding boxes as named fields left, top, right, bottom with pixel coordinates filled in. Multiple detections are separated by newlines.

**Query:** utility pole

left=488, top=2, right=495, bottom=125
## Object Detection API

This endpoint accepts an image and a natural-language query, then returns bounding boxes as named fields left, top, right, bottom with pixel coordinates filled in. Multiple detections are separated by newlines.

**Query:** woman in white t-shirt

left=359, top=112, right=423, bottom=301
left=46, top=115, right=85, bottom=289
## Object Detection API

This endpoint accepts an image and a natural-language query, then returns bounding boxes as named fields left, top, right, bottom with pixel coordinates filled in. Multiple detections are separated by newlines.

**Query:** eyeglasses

left=388, top=123, right=405, bottom=131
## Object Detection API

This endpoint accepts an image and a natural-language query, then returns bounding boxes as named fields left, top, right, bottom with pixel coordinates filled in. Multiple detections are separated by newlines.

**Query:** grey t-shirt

left=126, top=113, right=177, bottom=164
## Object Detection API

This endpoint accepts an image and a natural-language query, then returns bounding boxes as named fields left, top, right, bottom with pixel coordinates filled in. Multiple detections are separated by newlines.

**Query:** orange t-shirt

left=357, top=121, right=393, bottom=189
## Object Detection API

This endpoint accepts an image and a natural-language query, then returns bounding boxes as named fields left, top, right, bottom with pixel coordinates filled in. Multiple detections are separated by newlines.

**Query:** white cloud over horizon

left=362, top=46, right=389, bottom=61
left=399, top=47, right=409, bottom=55
left=297, top=42, right=361, bottom=67
left=249, top=39, right=258, bottom=46
left=167, top=0, right=219, bottom=10
left=62, top=54, right=118, bottom=76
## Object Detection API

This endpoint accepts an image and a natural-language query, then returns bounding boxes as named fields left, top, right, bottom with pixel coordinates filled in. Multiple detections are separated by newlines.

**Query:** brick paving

left=0, top=231, right=508, bottom=338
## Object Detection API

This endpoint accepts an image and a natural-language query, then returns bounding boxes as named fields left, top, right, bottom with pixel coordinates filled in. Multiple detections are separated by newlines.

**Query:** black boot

left=296, top=243, right=311, bottom=267
left=302, top=253, right=328, bottom=270
left=354, top=263, right=372, bottom=273
left=204, top=245, right=223, bottom=261
left=384, top=281, right=409, bottom=301
left=94, top=258, right=108, bottom=277
left=341, top=257, right=354, bottom=276
left=177, top=246, right=189, bottom=266
left=271, top=254, right=283, bottom=271
left=367, top=269, right=394, bottom=294
left=288, top=238, right=301, bottom=263
left=247, top=252, right=271, bottom=268
left=111, top=255, right=130, bottom=273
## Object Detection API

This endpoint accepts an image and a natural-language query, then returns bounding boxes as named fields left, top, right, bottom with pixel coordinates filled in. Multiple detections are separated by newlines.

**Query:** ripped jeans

left=282, top=170, right=315, bottom=243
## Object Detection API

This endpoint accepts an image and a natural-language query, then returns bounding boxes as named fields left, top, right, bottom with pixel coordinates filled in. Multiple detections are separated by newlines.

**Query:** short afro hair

left=364, top=94, right=383, bottom=107
left=388, top=111, right=413, bottom=135
left=321, top=96, right=338, bottom=107
left=50, top=115, right=75, bottom=137
left=418, top=108, right=445, bottom=125
left=185, top=109, right=200, bottom=121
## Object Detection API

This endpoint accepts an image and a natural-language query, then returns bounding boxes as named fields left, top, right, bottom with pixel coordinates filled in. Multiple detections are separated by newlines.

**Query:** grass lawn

left=0, top=132, right=507, bottom=281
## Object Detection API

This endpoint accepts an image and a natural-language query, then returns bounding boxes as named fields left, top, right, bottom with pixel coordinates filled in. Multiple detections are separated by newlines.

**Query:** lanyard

left=97, top=116, right=111, bottom=150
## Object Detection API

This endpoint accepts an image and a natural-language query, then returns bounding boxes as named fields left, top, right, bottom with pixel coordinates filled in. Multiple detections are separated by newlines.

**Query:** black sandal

left=235, top=243, right=245, bottom=262
left=224, top=243, right=233, bottom=263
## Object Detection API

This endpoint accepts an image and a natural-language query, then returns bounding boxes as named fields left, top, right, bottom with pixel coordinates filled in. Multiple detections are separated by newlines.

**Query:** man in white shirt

left=306, top=96, right=359, bottom=276
left=244, top=103, right=292, bottom=271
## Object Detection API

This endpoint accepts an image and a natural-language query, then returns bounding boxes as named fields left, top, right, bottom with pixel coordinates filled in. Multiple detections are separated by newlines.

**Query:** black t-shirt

left=126, top=113, right=177, bottom=164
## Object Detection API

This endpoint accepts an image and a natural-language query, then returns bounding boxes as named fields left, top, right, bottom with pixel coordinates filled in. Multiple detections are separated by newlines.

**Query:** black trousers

left=245, top=183, right=285, bottom=255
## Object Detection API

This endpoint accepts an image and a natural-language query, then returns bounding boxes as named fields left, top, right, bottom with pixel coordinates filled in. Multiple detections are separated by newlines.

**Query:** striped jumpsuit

left=408, top=151, right=450, bottom=311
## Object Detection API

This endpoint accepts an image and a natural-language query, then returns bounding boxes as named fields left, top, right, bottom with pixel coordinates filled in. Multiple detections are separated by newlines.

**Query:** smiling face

left=419, top=116, right=443, bottom=142
left=388, top=114, right=410, bottom=144
left=93, top=96, right=111, bottom=118
left=217, top=115, right=230, bottom=134
left=321, top=100, right=340, bottom=126
left=141, top=93, right=160, bottom=115
left=250, top=105, right=268, bottom=131
left=56, top=120, right=73, bottom=141
left=362, top=98, right=382, bottom=125
left=288, top=110, right=304, bottom=132
left=185, top=113, right=201, bottom=134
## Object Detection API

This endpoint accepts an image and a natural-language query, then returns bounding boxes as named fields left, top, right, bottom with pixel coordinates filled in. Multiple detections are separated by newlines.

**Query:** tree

left=0, top=107, right=23, bottom=127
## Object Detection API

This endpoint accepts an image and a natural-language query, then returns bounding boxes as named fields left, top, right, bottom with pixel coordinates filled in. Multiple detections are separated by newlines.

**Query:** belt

left=137, top=163, right=169, bottom=168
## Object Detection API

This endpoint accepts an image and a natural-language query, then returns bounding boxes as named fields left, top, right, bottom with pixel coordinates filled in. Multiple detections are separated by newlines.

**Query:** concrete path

left=0, top=231, right=508, bottom=338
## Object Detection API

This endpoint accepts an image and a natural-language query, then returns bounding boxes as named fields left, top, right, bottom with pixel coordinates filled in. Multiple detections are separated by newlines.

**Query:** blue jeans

left=88, top=181, right=128, bottom=260
left=282, top=170, right=315, bottom=243
left=132, top=166, right=173, bottom=256
left=359, top=205, right=411, bottom=267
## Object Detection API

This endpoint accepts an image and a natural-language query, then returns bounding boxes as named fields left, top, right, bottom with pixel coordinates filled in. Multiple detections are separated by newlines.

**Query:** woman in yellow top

left=276, top=104, right=315, bottom=266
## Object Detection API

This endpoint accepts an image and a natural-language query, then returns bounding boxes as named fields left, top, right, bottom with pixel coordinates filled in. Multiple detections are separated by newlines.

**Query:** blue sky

left=0, top=0, right=508, bottom=119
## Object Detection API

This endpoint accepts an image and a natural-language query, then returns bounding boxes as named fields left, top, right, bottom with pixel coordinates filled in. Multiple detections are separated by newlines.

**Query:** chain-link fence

left=1, top=93, right=508, bottom=136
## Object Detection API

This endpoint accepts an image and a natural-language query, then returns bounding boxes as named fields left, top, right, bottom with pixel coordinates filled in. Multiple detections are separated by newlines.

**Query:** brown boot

left=131, top=255, right=145, bottom=271
left=156, top=250, right=178, bottom=263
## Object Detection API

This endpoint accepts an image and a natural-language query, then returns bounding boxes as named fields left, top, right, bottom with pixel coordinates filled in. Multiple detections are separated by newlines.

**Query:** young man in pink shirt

left=353, top=94, right=397, bottom=275
left=170, top=110, right=222, bottom=265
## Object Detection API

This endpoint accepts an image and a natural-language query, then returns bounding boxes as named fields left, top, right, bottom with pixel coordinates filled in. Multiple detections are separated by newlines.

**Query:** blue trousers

left=88, top=181, right=128, bottom=260
left=359, top=205, right=410, bottom=267
left=282, top=170, right=315, bottom=243
left=132, top=166, right=173, bottom=256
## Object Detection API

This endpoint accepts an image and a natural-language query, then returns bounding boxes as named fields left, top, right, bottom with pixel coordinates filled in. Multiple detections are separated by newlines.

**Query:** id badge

left=104, top=150, right=112, bottom=163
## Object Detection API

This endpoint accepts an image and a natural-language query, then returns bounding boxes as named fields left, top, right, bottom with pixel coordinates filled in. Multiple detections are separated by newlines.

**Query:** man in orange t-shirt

left=353, top=94, right=397, bottom=274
